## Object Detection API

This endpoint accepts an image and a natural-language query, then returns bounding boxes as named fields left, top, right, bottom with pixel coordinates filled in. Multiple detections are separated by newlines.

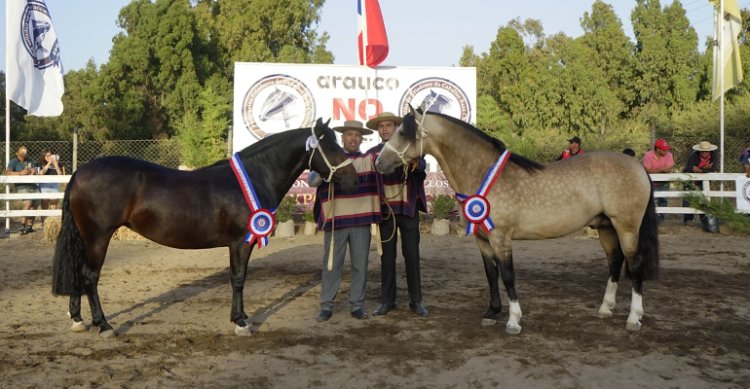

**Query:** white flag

left=6, top=0, right=65, bottom=116
left=711, top=0, right=743, bottom=101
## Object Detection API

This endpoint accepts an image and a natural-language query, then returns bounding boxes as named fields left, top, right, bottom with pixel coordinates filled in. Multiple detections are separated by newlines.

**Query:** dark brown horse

left=52, top=119, right=357, bottom=336
left=375, top=110, right=659, bottom=334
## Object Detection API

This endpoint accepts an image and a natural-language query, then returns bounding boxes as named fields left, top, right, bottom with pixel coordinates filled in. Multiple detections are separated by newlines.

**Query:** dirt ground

left=1, top=220, right=749, bottom=389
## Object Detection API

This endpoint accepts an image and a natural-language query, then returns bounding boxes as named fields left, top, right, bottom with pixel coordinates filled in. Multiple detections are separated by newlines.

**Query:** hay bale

left=112, top=226, right=145, bottom=240
left=43, top=217, right=62, bottom=242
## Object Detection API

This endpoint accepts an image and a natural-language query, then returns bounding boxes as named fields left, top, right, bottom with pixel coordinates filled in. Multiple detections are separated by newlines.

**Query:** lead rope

left=305, top=127, right=352, bottom=271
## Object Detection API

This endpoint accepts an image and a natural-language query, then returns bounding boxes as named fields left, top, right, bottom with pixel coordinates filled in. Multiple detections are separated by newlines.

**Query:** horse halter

left=384, top=113, right=429, bottom=167
left=307, top=127, right=352, bottom=182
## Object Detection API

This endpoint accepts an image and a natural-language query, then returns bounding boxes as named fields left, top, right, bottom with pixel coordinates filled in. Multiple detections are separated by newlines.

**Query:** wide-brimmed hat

left=16, top=146, right=28, bottom=157
left=333, top=120, right=373, bottom=136
left=365, top=112, right=403, bottom=130
left=692, top=141, right=718, bottom=152
left=654, top=139, right=671, bottom=151
left=568, top=136, right=581, bottom=144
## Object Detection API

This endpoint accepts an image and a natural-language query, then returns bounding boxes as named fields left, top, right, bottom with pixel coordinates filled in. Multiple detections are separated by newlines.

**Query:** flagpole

left=720, top=0, right=725, bottom=175
left=5, top=1, right=11, bottom=234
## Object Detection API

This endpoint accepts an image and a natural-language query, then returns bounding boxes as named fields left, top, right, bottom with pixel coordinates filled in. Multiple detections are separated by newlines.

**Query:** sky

left=0, top=0, right=731, bottom=73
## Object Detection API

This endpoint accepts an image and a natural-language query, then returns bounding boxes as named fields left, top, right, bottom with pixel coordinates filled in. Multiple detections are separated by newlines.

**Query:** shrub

left=303, top=208, right=315, bottom=222
left=430, top=195, right=455, bottom=220
left=685, top=194, right=750, bottom=234
left=275, top=196, right=298, bottom=222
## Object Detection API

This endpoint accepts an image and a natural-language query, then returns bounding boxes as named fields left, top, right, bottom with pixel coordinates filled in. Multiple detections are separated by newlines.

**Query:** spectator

left=642, top=139, right=674, bottom=220
left=38, top=149, right=63, bottom=225
left=557, top=136, right=584, bottom=160
left=682, top=141, right=718, bottom=225
left=739, top=147, right=750, bottom=178
left=5, top=146, right=39, bottom=234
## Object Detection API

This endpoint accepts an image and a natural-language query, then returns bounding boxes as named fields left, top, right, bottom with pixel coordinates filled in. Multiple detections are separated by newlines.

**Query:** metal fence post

left=72, top=128, right=78, bottom=172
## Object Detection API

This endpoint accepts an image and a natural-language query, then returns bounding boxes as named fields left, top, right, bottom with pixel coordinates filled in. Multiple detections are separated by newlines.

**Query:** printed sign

left=233, top=63, right=477, bottom=171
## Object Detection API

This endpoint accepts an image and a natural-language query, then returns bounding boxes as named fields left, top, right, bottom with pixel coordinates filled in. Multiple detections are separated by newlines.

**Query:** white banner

left=737, top=177, right=750, bottom=210
left=6, top=0, right=65, bottom=116
left=233, top=63, right=476, bottom=171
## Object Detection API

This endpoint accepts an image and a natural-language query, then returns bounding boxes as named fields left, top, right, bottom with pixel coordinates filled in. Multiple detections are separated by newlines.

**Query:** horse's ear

left=402, top=113, right=418, bottom=140
left=409, top=104, right=416, bottom=116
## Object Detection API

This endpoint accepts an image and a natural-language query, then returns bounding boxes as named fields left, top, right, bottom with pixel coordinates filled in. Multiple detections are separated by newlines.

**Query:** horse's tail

left=52, top=178, right=85, bottom=296
left=634, top=183, right=660, bottom=280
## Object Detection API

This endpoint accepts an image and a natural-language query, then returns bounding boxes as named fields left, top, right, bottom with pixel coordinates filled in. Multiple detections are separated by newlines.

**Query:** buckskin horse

left=375, top=110, right=659, bottom=334
left=52, top=119, right=357, bottom=336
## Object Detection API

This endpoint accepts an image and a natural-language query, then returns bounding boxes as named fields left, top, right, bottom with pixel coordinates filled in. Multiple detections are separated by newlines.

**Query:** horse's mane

left=420, top=111, right=544, bottom=173
left=201, top=127, right=309, bottom=169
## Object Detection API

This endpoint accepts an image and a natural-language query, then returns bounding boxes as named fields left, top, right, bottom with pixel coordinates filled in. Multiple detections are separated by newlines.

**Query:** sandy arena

left=1, top=222, right=748, bottom=388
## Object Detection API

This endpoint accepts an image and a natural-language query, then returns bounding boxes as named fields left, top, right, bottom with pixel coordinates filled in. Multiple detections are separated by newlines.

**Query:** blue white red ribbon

left=455, top=150, right=511, bottom=236
left=230, top=154, right=276, bottom=248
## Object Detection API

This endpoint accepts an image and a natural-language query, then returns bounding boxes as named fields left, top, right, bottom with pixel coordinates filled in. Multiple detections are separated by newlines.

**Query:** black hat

left=568, top=136, right=581, bottom=144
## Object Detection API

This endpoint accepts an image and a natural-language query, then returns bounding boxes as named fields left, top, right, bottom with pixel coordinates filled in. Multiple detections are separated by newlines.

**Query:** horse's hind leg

left=596, top=225, right=625, bottom=318
left=81, top=236, right=115, bottom=336
left=68, top=295, right=87, bottom=332
left=618, top=230, right=644, bottom=331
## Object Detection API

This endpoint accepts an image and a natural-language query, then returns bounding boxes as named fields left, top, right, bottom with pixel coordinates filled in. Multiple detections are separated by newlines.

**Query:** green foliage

left=685, top=194, right=750, bottom=234
left=275, top=196, right=298, bottom=222
left=303, top=208, right=315, bottom=223
left=430, top=195, right=455, bottom=220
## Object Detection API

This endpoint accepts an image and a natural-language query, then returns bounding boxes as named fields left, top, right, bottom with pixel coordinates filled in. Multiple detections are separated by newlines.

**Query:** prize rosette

left=246, top=209, right=276, bottom=248
left=461, top=195, right=494, bottom=235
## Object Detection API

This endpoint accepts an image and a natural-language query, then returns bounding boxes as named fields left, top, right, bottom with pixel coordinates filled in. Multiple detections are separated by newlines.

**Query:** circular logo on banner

left=20, top=1, right=62, bottom=70
left=242, top=74, right=316, bottom=140
left=399, top=77, right=471, bottom=121
left=743, top=181, right=750, bottom=204
left=248, top=209, right=276, bottom=238
left=462, top=195, right=490, bottom=224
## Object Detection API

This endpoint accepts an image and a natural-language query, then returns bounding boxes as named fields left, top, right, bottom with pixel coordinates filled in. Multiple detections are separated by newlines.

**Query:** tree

left=631, top=0, right=699, bottom=115
left=581, top=0, right=636, bottom=116
left=0, top=71, right=28, bottom=140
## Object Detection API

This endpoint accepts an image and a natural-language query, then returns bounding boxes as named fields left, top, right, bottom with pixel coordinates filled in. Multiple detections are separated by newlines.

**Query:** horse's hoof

left=480, top=318, right=497, bottom=327
left=234, top=324, right=252, bottom=336
left=505, top=324, right=522, bottom=335
left=99, top=328, right=115, bottom=338
left=625, top=321, right=642, bottom=332
left=597, top=307, right=613, bottom=318
left=70, top=320, right=87, bottom=332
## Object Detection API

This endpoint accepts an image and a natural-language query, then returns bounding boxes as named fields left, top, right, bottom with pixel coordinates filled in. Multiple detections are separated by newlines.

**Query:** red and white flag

left=357, top=0, right=389, bottom=67
left=6, top=0, right=65, bottom=116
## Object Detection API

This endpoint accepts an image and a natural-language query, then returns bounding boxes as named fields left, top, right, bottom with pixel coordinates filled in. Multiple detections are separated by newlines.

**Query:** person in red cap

left=642, top=139, right=674, bottom=219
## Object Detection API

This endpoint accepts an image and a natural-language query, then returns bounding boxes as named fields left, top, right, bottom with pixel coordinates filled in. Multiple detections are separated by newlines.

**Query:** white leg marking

left=625, top=289, right=644, bottom=332
left=505, top=301, right=522, bottom=335
left=70, top=320, right=87, bottom=332
left=597, top=278, right=618, bottom=318
left=234, top=324, right=252, bottom=336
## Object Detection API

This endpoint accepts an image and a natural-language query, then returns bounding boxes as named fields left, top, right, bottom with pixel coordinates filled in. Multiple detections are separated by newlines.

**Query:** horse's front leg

left=476, top=237, right=502, bottom=326
left=489, top=233, right=521, bottom=335
left=229, top=242, right=253, bottom=336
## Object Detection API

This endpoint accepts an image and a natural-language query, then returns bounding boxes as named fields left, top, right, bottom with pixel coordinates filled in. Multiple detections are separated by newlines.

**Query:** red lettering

left=332, top=98, right=356, bottom=121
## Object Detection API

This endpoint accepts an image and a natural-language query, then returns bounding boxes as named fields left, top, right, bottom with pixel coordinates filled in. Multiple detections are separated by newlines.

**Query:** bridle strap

left=307, top=127, right=353, bottom=182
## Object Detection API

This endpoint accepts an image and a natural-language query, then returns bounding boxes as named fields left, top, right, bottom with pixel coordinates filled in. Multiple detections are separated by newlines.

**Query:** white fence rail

left=2, top=173, right=749, bottom=221
left=1, top=175, right=71, bottom=218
